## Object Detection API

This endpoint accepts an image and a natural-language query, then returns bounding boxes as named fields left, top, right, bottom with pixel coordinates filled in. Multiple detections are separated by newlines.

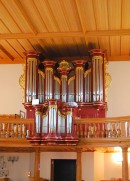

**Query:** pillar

left=76, top=150, right=82, bottom=181
left=34, top=148, right=40, bottom=181
left=122, top=146, right=129, bottom=181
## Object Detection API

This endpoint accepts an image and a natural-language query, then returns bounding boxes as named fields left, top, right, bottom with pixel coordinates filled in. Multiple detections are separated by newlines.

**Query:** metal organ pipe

left=25, top=51, right=40, bottom=103
left=72, top=60, right=86, bottom=102
left=84, top=69, right=91, bottom=102
left=93, top=56, right=103, bottom=102
left=42, top=61, right=55, bottom=101
left=38, top=71, right=44, bottom=103
left=61, top=76, right=67, bottom=102
left=57, top=60, right=72, bottom=102
left=89, top=49, right=106, bottom=103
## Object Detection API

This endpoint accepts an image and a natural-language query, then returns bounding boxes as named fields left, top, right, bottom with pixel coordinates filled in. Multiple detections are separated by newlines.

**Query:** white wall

left=0, top=153, right=30, bottom=181
left=107, top=61, right=130, bottom=117
left=94, top=152, right=104, bottom=181
left=0, top=64, right=25, bottom=114
left=82, top=152, right=94, bottom=181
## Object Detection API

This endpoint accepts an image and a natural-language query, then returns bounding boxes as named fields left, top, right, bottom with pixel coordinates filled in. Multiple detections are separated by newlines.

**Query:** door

left=51, top=159, right=76, bottom=181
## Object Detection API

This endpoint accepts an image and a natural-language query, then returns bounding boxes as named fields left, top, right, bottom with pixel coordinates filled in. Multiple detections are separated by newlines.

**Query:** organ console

left=23, top=49, right=108, bottom=145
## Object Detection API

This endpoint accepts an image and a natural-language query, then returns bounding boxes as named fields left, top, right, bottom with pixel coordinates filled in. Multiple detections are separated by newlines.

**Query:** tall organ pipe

left=57, top=60, right=72, bottom=102
left=72, top=60, right=86, bottom=102
left=42, top=61, right=55, bottom=101
left=25, top=51, right=40, bottom=103
left=89, top=49, right=106, bottom=103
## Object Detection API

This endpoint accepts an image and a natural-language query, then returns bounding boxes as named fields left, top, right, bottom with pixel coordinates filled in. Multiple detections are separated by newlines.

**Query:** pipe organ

left=24, top=49, right=107, bottom=145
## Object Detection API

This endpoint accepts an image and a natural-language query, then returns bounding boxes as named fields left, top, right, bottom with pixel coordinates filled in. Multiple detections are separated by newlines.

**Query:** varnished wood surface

left=1, top=1, right=130, bottom=63
left=0, top=116, right=130, bottom=152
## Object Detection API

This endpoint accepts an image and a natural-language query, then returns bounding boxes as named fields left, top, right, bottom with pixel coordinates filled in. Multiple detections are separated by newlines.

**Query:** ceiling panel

left=121, top=36, right=130, bottom=55
left=98, top=36, right=110, bottom=56
left=110, top=36, right=121, bottom=55
left=107, top=0, right=121, bottom=30
left=93, top=0, right=108, bottom=30
left=0, top=0, right=130, bottom=63
left=122, top=0, right=130, bottom=29
left=75, top=0, right=96, bottom=31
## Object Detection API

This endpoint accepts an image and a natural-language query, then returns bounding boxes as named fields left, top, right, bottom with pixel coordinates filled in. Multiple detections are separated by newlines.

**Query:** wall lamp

left=7, top=156, right=19, bottom=164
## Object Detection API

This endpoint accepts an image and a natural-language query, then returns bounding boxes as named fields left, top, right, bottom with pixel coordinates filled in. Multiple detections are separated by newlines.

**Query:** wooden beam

left=1, top=29, right=130, bottom=40
left=108, top=55, right=130, bottom=61
left=0, top=44, right=14, bottom=61
left=0, top=57, right=25, bottom=64
left=0, top=32, right=84, bottom=39
left=86, top=29, right=130, bottom=37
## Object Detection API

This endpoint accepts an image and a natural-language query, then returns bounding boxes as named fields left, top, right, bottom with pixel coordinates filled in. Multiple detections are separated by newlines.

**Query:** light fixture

left=28, top=171, right=31, bottom=177
left=7, top=156, right=19, bottom=164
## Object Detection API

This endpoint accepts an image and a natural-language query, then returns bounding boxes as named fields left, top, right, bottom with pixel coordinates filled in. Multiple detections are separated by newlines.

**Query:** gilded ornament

left=104, top=58, right=112, bottom=102
left=19, top=64, right=25, bottom=102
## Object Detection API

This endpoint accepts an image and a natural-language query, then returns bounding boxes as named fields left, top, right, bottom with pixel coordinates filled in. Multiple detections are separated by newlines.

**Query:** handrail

left=74, top=116, right=130, bottom=124
left=0, top=118, right=34, bottom=124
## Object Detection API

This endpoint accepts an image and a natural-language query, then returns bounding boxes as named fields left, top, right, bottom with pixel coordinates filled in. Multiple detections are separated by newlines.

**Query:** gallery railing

left=74, top=116, right=130, bottom=139
left=0, top=115, right=130, bottom=143
left=0, top=116, right=34, bottom=139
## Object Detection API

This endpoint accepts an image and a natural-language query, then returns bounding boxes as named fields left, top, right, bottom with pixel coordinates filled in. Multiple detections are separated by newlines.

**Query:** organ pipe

left=57, top=60, right=71, bottom=102
left=72, top=60, right=86, bottom=102
left=89, top=49, right=106, bottom=103
left=25, top=51, right=40, bottom=103
left=42, top=61, right=55, bottom=100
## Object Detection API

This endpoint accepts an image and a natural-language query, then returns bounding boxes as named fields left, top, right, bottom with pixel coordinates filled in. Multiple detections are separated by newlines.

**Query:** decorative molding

left=104, top=58, right=112, bottom=102
left=19, top=64, right=25, bottom=102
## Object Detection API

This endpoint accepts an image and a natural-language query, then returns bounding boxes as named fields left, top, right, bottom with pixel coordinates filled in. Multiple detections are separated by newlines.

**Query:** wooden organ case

left=24, top=49, right=107, bottom=145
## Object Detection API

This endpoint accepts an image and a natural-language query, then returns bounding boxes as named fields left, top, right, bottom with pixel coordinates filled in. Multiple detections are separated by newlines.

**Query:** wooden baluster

left=2, top=123, right=6, bottom=138
left=88, top=124, right=92, bottom=138
left=0, top=123, right=2, bottom=137
left=6, top=123, right=10, bottom=138
left=13, top=124, right=16, bottom=137
left=101, top=123, right=105, bottom=138
left=96, top=123, right=100, bottom=138
left=22, top=124, right=26, bottom=138
left=10, top=123, right=14, bottom=137
left=76, top=124, right=79, bottom=137
left=19, top=124, right=22, bottom=138
left=15, top=124, right=18, bottom=138
left=84, top=124, right=87, bottom=138
left=80, top=124, right=83, bottom=138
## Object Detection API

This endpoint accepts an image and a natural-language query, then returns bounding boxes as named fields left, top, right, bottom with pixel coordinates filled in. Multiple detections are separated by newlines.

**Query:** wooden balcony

left=74, top=116, right=130, bottom=151
left=0, top=115, right=130, bottom=152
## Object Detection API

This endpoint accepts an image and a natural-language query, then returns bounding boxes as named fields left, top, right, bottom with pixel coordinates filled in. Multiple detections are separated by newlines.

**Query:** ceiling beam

left=0, top=57, right=25, bottom=64
left=108, top=55, right=130, bottom=61
left=0, top=44, right=14, bottom=61
left=1, top=29, right=130, bottom=40
left=86, top=29, right=130, bottom=37
left=0, top=32, right=84, bottom=39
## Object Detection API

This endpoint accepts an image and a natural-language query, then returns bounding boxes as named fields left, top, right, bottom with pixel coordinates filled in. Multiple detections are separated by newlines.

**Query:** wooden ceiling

left=1, top=0, right=130, bottom=64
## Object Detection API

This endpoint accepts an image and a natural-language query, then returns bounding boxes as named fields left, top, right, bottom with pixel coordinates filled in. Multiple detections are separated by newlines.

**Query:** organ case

left=24, top=49, right=108, bottom=145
